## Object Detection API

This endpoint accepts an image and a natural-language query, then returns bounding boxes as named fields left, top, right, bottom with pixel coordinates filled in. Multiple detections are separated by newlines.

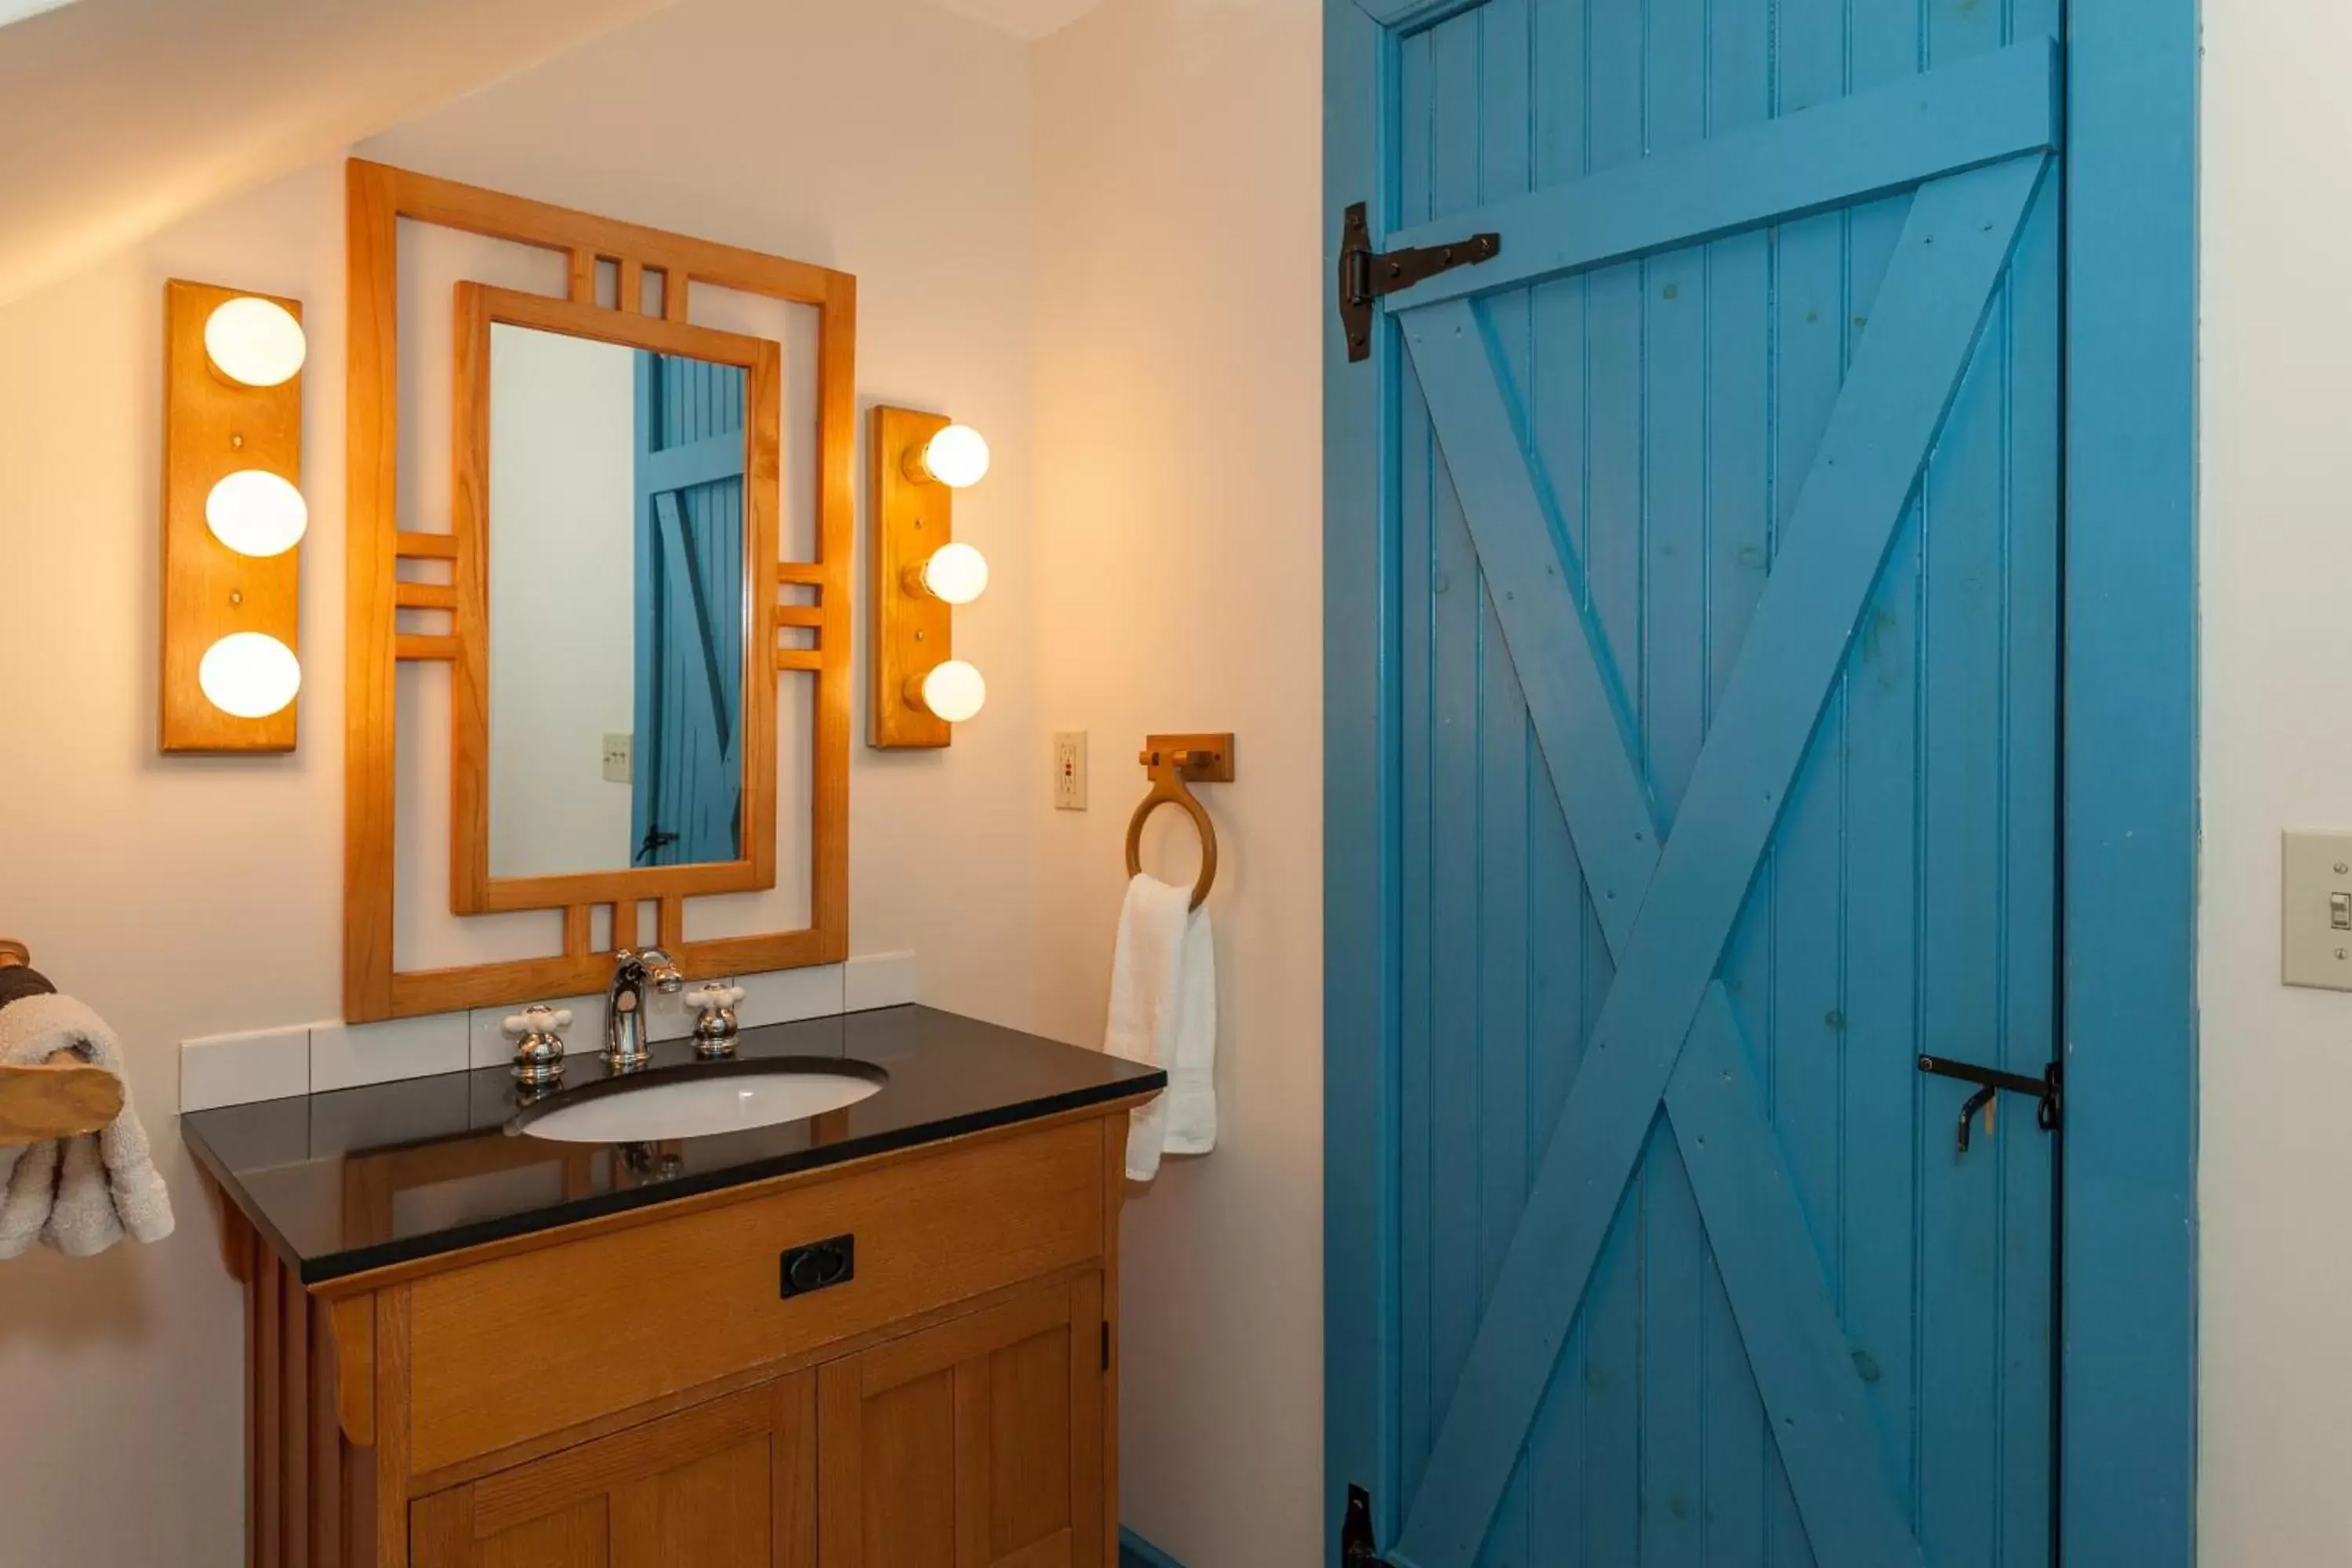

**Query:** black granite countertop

left=181, top=1005, right=1163, bottom=1283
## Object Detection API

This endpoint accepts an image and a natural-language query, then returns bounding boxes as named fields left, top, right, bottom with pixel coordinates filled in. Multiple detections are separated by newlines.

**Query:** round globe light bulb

left=204, top=470, right=308, bottom=557
left=198, top=632, right=302, bottom=719
left=203, top=296, right=307, bottom=387
left=915, top=424, right=990, bottom=488
left=915, top=659, right=986, bottom=724
left=917, top=543, right=989, bottom=605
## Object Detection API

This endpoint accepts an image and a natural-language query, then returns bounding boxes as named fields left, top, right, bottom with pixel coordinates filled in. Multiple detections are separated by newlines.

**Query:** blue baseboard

left=1120, top=1526, right=1185, bottom=1568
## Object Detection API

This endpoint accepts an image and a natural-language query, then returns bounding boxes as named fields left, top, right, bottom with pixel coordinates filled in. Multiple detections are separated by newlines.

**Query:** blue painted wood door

left=1328, top=7, right=2063, bottom=1566
left=633, top=350, right=747, bottom=867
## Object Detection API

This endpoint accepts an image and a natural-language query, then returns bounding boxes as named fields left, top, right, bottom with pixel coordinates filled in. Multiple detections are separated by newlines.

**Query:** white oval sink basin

left=518, top=1064, right=884, bottom=1143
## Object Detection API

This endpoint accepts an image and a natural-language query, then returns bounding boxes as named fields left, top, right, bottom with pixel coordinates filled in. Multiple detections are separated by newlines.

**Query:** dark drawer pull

left=779, top=1233, right=855, bottom=1299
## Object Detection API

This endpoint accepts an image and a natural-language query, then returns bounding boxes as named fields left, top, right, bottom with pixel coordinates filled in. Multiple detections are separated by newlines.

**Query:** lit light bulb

left=913, top=543, right=989, bottom=605
left=198, top=632, right=301, bottom=719
left=909, top=424, right=989, bottom=488
left=912, top=660, right=986, bottom=724
left=203, top=296, right=307, bottom=387
left=204, top=470, right=307, bottom=557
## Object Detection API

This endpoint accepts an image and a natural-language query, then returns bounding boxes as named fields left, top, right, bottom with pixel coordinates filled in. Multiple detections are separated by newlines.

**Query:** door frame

left=1319, top=2, right=2201, bottom=1564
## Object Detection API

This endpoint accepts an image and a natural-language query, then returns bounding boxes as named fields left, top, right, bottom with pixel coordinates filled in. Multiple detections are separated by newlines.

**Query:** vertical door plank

left=1577, top=5, right=1649, bottom=1558
left=1473, top=4, right=1535, bottom=1554
left=1639, top=2, right=1717, bottom=1558
left=1420, top=22, right=1484, bottom=1537
left=1394, top=17, right=1436, bottom=1490
left=1521, top=3, right=1595, bottom=1541
left=1700, top=4, right=1780, bottom=1560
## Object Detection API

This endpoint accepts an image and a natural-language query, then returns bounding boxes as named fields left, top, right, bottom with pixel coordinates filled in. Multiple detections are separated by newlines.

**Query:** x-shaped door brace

left=1382, top=111, right=2052, bottom=1568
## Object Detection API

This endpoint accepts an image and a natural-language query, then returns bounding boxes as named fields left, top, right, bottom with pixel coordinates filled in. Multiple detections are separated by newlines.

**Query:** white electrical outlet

left=602, top=733, right=633, bottom=785
left=1053, top=731, right=1087, bottom=811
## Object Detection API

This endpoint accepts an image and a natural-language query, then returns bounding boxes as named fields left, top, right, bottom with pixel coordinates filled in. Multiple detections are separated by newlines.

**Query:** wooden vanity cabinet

left=234, top=1106, right=1140, bottom=1568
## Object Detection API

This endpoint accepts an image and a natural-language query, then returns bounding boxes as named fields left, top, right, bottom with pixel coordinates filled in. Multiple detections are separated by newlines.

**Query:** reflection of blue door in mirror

left=631, top=350, right=746, bottom=867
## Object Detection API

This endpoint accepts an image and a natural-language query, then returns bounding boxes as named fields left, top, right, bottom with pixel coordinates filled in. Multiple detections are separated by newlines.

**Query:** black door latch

left=1341, top=1484, right=1394, bottom=1567
left=1917, top=1055, right=2063, bottom=1153
left=1338, top=202, right=1502, bottom=361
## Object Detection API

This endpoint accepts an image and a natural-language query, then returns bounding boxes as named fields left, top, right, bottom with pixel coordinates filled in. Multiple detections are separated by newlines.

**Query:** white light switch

left=602, top=733, right=633, bottom=785
left=2282, top=830, right=2352, bottom=989
left=1053, top=731, right=1087, bottom=811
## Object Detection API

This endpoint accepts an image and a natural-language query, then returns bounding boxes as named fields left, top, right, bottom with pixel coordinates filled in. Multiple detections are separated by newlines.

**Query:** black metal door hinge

left=1101, top=1321, right=1111, bottom=1372
left=1338, top=202, right=1502, bottom=361
left=1918, top=1054, right=2063, bottom=1153
left=1341, top=1484, right=1394, bottom=1567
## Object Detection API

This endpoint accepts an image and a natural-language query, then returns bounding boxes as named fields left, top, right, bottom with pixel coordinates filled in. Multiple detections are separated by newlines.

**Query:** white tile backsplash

left=180, top=1024, right=310, bottom=1112
left=181, top=956, right=915, bottom=1109
left=844, top=951, right=918, bottom=1012
left=736, top=964, right=845, bottom=1028
left=310, top=1012, right=470, bottom=1094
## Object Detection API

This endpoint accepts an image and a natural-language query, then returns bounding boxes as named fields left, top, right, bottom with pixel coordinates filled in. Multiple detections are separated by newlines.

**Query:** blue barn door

left=632, top=350, right=747, bottom=867
left=1327, top=7, right=2065, bottom=1567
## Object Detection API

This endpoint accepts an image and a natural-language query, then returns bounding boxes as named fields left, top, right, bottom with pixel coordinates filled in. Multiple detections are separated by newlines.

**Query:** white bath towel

left=0, top=993, right=172, bottom=1258
left=1107, top=873, right=1218, bottom=1181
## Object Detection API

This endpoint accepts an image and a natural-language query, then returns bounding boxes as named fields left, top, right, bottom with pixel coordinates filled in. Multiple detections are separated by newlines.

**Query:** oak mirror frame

left=453, top=285, right=779, bottom=913
left=345, top=159, right=853, bottom=1023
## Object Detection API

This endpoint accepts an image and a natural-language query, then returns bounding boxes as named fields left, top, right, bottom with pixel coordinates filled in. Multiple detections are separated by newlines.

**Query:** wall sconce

left=161, top=280, right=306, bottom=750
left=870, top=407, right=991, bottom=748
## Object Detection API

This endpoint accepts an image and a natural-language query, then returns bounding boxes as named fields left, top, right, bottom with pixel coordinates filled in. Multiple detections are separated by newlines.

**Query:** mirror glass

left=486, top=322, right=749, bottom=880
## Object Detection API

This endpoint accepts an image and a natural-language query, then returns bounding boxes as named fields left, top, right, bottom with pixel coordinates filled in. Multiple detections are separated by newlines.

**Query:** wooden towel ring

left=1123, top=735, right=1235, bottom=911
left=0, top=940, right=125, bottom=1147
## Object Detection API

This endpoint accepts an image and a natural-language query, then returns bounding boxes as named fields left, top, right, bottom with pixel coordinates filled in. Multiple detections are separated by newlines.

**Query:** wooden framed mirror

left=344, top=161, right=852, bottom=1022
left=450, top=284, right=780, bottom=913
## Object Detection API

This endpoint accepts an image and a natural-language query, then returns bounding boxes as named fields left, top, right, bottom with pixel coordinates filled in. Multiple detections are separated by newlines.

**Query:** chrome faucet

left=604, top=948, right=684, bottom=1073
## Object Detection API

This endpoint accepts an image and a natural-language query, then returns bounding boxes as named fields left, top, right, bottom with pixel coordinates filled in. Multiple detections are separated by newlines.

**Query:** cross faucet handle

left=503, top=1005, right=572, bottom=1087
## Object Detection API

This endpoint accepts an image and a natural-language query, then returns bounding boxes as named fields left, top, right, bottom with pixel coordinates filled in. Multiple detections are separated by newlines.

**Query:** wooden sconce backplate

left=160, top=278, right=303, bottom=753
left=868, top=406, right=955, bottom=749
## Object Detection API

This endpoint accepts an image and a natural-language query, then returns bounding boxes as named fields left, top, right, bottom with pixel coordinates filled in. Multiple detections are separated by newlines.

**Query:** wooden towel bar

left=0, top=940, right=124, bottom=1147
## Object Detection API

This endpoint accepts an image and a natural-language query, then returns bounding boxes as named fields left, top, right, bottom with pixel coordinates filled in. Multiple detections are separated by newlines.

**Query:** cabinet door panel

left=818, top=1274, right=1104, bottom=1568
left=861, top=1370, right=958, bottom=1564
left=611, top=1435, right=772, bottom=1568
left=415, top=1376, right=813, bottom=1568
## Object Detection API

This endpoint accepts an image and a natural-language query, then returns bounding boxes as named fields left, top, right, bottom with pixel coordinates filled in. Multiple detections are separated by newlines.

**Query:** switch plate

left=2282, top=830, right=2352, bottom=989
left=1053, top=730, right=1087, bottom=811
left=602, top=733, right=633, bottom=784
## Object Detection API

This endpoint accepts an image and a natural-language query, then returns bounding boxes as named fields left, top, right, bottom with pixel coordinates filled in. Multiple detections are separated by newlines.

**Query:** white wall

left=0, top=2, right=1038, bottom=1563
left=485, top=325, right=637, bottom=880
left=2199, top=2, right=2352, bottom=1560
left=1029, top=3, right=1324, bottom=1563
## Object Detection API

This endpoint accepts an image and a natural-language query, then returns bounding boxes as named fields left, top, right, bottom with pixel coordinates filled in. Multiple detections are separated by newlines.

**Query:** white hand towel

left=1106, top=873, right=1218, bottom=1181
left=0, top=993, right=173, bottom=1259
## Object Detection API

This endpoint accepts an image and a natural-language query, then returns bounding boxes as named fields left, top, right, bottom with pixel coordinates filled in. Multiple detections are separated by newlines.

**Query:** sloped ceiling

left=0, top=0, right=673, bottom=308
left=924, top=0, right=1110, bottom=41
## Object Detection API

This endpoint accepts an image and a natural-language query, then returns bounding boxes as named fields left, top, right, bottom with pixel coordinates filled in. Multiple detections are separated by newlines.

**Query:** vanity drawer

left=405, top=1116, right=1107, bottom=1474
